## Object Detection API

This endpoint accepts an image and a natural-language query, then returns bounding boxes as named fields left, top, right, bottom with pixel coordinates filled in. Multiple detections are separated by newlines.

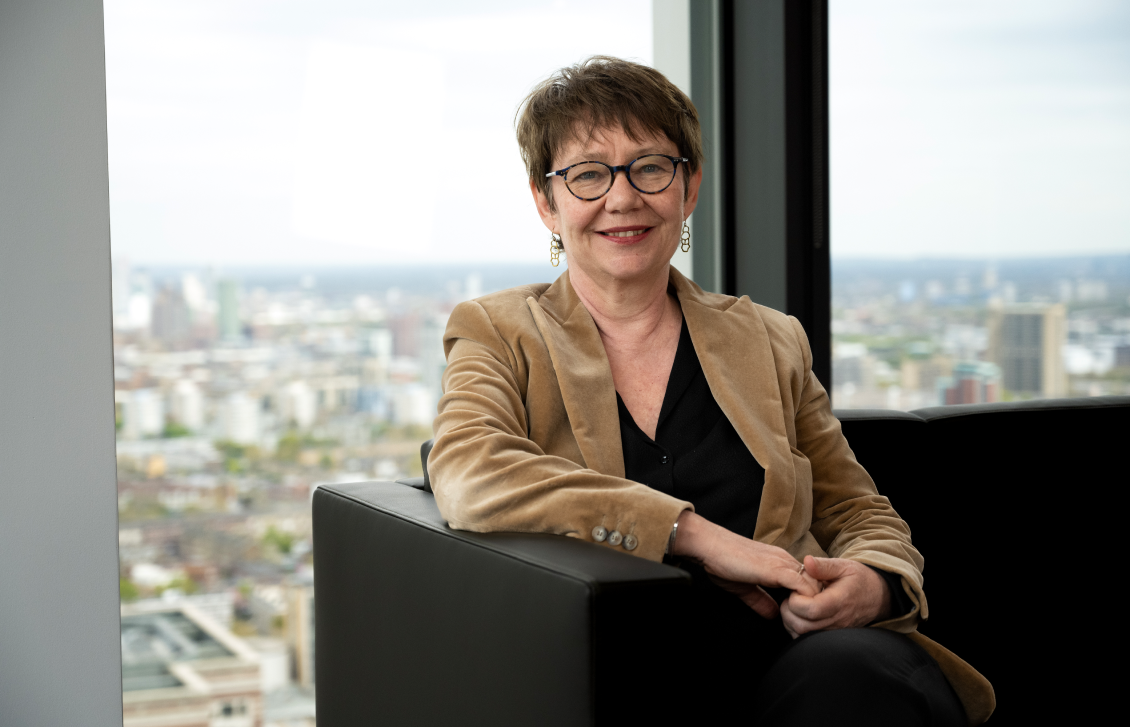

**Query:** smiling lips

left=598, top=226, right=653, bottom=243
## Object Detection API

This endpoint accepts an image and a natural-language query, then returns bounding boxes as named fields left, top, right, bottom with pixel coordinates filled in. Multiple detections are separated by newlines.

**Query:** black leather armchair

left=313, top=396, right=1128, bottom=725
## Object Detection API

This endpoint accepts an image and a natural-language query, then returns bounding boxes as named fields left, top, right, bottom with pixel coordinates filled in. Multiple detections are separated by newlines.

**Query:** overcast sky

left=105, top=0, right=1128, bottom=266
left=104, top=0, right=652, bottom=267
left=830, top=0, right=1130, bottom=259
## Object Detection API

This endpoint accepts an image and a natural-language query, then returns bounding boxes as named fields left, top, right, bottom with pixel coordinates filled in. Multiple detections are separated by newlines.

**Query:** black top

left=616, top=317, right=765, bottom=538
left=617, top=317, right=912, bottom=617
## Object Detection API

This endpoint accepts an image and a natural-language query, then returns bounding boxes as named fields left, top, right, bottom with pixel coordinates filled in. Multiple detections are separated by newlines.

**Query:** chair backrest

left=420, top=396, right=1130, bottom=501
left=420, top=438, right=434, bottom=491
left=406, top=396, right=1128, bottom=723
left=840, top=396, right=1128, bottom=723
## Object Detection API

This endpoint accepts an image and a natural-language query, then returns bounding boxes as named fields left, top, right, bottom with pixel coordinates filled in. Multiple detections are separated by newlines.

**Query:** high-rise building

left=391, top=383, right=435, bottom=427
left=112, top=257, right=132, bottom=321
left=368, top=327, right=393, bottom=366
left=181, top=272, right=208, bottom=312
left=169, top=379, right=204, bottom=431
left=285, top=584, right=315, bottom=689
left=987, top=303, right=1067, bottom=398
left=1116, top=345, right=1130, bottom=369
left=220, top=392, right=260, bottom=445
left=151, top=285, right=192, bottom=345
left=216, top=278, right=241, bottom=342
left=279, top=380, right=317, bottom=430
left=420, top=313, right=450, bottom=406
left=119, top=388, right=165, bottom=440
left=936, top=361, right=1001, bottom=405
left=389, top=310, right=421, bottom=358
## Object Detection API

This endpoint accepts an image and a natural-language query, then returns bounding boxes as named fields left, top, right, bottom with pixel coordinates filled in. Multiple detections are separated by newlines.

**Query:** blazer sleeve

left=429, top=299, right=692, bottom=562
left=787, top=316, right=928, bottom=632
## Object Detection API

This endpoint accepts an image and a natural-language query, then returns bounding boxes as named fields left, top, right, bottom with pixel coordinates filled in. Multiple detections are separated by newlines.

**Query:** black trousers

left=675, top=574, right=966, bottom=726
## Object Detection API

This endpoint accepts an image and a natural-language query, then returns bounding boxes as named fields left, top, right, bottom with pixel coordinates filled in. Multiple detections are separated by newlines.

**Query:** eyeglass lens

left=564, top=155, right=677, bottom=199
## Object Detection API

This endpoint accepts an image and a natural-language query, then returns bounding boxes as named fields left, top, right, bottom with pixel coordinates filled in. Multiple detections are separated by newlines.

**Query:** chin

left=600, top=253, right=670, bottom=283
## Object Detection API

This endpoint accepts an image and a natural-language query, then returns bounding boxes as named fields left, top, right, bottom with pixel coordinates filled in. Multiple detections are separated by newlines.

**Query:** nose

left=603, top=168, right=641, bottom=212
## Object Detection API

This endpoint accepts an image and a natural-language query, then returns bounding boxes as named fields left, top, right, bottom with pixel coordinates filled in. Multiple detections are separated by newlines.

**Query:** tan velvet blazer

left=430, top=267, right=994, bottom=724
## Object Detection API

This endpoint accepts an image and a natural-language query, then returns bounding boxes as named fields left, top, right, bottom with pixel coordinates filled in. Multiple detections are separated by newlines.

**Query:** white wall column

left=0, top=1, right=123, bottom=724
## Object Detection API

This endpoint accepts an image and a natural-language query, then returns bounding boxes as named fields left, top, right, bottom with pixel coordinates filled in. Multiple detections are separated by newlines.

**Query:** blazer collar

left=528, top=267, right=801, bottom=546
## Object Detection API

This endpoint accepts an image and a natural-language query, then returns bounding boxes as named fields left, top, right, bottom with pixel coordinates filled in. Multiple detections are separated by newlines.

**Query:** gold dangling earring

left=550, top=233, right=563, bottom=267
left=680, top=221, right=691, bottom=253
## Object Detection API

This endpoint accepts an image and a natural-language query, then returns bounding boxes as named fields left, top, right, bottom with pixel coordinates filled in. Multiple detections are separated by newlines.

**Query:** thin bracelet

left=665, top=520, right=679, bottom=555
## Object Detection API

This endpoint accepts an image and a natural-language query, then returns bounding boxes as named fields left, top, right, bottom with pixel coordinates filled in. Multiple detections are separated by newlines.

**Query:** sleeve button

left=591, top=525, right=608, bottom=542
left=622, top=534, right=638, bottom=551
left=607, top=530, right=623, bottom=546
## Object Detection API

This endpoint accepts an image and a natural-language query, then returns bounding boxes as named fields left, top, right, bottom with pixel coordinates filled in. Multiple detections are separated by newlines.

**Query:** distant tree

left=214, top=440, right=247, bottom=459
left=120, top=578, right=139, bottom=602
left=263, top=525, right=295, bottom=556
left=157, top=574, right=198, bottom=596
left=404, top=424, right=433, bottom=441
left=214, top=439, right=261, bottom=473
left=162, top=421, right=191, bottom=438
left=276, top=431, right=302, bottom=463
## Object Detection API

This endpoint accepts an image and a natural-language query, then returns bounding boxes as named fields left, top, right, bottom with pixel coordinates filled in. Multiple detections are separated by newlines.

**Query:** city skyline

left=110, top=251, right=1128, bottom=725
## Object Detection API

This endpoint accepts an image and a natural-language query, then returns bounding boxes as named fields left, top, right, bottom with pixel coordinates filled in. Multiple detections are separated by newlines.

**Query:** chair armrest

left=393, top=476, right=427, bottom=490
left=313, top=481, right=692, bottom=727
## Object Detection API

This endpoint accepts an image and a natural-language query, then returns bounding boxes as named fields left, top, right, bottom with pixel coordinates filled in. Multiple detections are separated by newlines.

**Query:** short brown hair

left=516, top=56, right=702, bottom=210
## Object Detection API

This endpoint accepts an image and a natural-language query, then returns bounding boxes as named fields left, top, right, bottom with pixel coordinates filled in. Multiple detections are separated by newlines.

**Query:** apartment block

left=988, top=303, right=1067, bottom=398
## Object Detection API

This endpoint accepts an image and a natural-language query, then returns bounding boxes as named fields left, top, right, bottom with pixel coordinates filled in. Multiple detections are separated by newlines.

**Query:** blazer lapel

left=526, top=271, right=625, bottom=478
left=673, top=269, right=801, bottom=547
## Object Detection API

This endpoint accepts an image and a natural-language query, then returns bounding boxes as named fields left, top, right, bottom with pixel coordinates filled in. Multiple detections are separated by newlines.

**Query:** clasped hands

left=670, top=511, right=892, bottom=638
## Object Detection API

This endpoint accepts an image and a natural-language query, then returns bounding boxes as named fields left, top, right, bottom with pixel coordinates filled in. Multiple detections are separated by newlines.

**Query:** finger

left=738, top=585, right=780, bottom=620
left=786, top=589, right=840, bottom=622
left=798, top=570, right=823, bottom=596
left=779, top=600, right=800, bottom=639
left=781, top=600, right=829, bottom=636
left=780, top=565, right=822, bottom=597
left=804, top=555, right=849, bottom=583
left=782, top=599, right=844, bottom=634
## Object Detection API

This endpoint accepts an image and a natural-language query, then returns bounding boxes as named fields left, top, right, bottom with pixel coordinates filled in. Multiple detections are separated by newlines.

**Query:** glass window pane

left=830, top=0, right=1130, bottom=409
left=106, top=2, right=651, bottom=723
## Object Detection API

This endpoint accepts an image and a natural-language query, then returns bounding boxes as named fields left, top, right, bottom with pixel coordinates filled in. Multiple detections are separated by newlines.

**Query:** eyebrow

left=560, top=147, right=671, bottom=167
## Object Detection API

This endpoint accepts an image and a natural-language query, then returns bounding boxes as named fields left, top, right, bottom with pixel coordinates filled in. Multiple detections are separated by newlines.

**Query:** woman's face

left=532, top=125, right=701, bottom=288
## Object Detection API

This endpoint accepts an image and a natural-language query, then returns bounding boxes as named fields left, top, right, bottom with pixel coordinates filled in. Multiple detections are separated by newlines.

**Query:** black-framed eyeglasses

left=545, top=154, right=690, bottom=201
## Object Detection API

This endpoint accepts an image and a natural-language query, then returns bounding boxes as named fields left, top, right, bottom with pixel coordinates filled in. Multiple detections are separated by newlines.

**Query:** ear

left=681, top=165, right=703, bottom=219
left=530, top=178, right=558, bottom=233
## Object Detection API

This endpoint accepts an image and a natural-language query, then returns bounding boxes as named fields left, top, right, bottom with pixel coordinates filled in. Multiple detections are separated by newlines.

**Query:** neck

left=570, top=264, right=677, bottom=345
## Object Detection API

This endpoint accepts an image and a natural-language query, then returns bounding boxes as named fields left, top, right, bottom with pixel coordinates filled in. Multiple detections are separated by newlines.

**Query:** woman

left=430, top=56, right=993, bottom=725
